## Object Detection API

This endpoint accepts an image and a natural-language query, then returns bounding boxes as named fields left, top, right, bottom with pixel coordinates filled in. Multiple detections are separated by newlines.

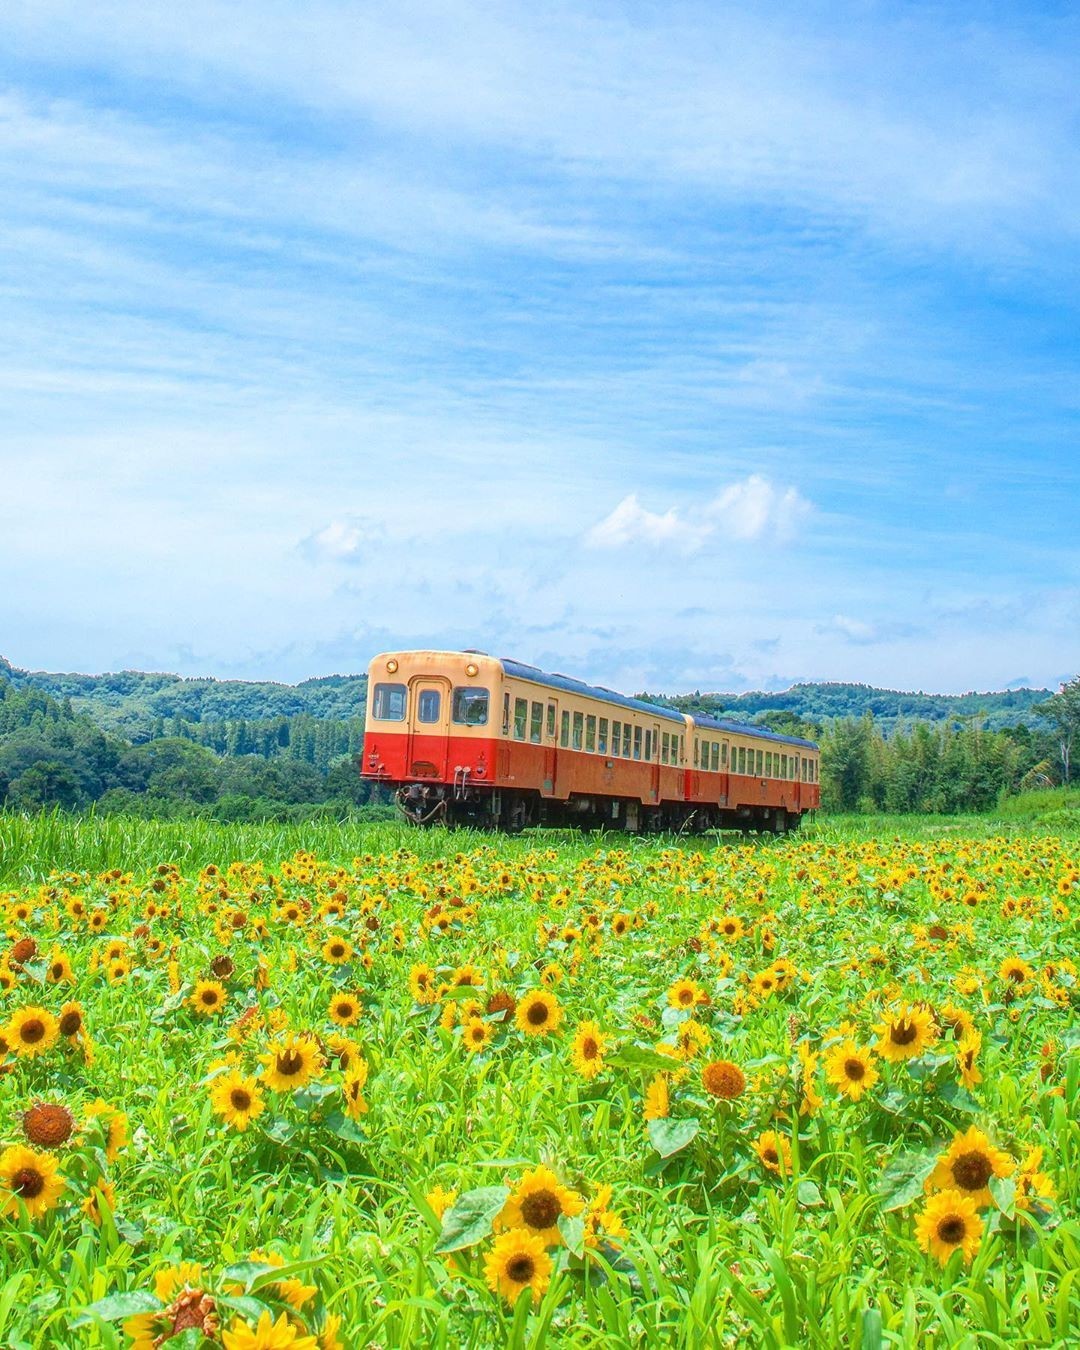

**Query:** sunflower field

left=0, top=815, right=1077, bottom=1348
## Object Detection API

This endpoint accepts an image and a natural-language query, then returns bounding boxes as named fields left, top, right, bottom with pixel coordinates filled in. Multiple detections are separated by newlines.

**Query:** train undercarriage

left=396, top=782, right=805, bottom=834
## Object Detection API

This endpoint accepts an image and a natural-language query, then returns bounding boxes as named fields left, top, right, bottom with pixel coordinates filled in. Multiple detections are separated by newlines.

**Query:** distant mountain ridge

left=0, top=656, right=1052, bottom=739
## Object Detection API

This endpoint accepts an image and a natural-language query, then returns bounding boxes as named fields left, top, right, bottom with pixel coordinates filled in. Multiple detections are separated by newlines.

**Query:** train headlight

left=386, top=659, right=398, bottom=673
left=465, top=662, right=479, bottom=677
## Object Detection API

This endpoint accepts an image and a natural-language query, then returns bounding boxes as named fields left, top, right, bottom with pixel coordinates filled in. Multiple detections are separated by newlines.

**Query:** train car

left=361, top=649, right=819, bottom=832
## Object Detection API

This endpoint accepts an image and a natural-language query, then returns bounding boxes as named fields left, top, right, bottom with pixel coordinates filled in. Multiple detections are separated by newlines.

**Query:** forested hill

left=0, top=657, right=367, bottom=738
left=0, top=657, right=1051, bottom=738
left=644, top=682, right=1051, bottom=735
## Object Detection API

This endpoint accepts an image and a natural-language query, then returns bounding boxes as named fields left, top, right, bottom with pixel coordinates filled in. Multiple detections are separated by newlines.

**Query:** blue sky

left=2, top=1, right=1079, bottom=695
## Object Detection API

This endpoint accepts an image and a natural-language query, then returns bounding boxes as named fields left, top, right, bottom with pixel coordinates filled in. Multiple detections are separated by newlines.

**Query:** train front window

left=372, top=683, right=406, bottom=721
left=417, top=689, right=441, bottom=723
left=452, top=687, right=489, bottom=726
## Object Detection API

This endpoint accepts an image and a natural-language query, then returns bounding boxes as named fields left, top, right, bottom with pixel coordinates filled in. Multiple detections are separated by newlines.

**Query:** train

left=361, top=649, right=819, bottom=832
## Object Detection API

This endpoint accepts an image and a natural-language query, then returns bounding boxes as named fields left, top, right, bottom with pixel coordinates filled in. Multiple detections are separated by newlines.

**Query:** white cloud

left=584, top=494, right=709, bottom=553
left=586, top=477, right=812, bottom=552
left=300, top=517, right=386, bottom=564
left=707, top=475, right=813, bottom=542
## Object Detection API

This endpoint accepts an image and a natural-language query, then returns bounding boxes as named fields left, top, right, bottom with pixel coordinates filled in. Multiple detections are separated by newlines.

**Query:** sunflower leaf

left=434, top=1185, right=510, bottom=1253
left=608, top=1045, right=681, bottom=1073
left=797, top=1180, right=824, bottom=1208
left=647, top=1117, right=700, bottom=1158
left=71, top=1290, right=164, bottom=1326
left=874, top=1151, right=937, bottom=1211
left=989, top=1175, right=1016, bottom=1218
left=558, top=1213, right=586, bottom=1258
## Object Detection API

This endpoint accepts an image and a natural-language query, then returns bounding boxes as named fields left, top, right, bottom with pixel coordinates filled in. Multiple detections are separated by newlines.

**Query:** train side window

left=452, top=687, right=489, bottom=725
left=611, top=720, right=621, bottom=756
left=660, top=732, right=669, bottom=764
left=417, top=689, right=441, bottom=723
left=502, top=693, right=510, bottom=736
left=598, top=717, right=608, bottom=754
left=530, top=701, right=543, bottom=743
left=693, top=737, right=699, bottom=767
left=372, top=683, right=407, bottom=721
left=572, top=711, right=584, bottom=750
left=623, top=723, right=632, bottom=757
left=560, top=711, right=570, bottom=748
left=765, top=751, right=773, bottom=776
left=780, top=753, right=787, bottom=777
left=756, top=750, right=763, bottom=775
left=547, top=703, right=556, bottom=738
left=737, top=746, right=746, bottom=773
left=585, top=715, right=596, bottom=752
left=710, top=742, right=719, bottom=772
left=514, top=698, right=528, bottom=739
left=633, top=726, right=642, bottom=760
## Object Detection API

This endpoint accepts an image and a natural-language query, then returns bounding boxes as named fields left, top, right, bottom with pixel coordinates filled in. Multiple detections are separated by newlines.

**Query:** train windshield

left=372, top=683, right=407, bottom=720
left=452, top=687, right=489, bottom=725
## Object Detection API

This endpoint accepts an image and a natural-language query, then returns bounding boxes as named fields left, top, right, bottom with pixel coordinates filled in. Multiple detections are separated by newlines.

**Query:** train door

left=407, top=676, right=451, bottom=778
left=650, top=720, right=661, bottom=802
left=543, top=698, right=559, bottom=796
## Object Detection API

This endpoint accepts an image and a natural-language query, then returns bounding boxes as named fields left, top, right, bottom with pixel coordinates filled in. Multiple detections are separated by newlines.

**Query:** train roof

left=500, top=657, right=817, bottom=750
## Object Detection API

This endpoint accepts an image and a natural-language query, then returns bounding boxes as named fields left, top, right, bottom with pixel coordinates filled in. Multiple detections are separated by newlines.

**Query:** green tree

left=1038, top=676, right=1080, bottom=783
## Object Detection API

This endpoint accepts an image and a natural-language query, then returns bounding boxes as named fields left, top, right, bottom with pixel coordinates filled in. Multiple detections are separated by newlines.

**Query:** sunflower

left=955, top=1032, right=982, bottom=1089
left=325, top=1033, right=363, bottom=1073
left=261, top=1034, right=323, bottom=1092
left=1014, top=1147, right=1056, bottom=1212
left=190, top=980, right=228, bottom=1016
left=515, top=990, right=563, bottom=1038
left=754, top=1130, right=793, bottom=1174
left=570, top=1021, right=607, bottom=1080
left=57, top=1001, right=85, bottom=1040
left=6, top=1006, right=60, bottom=1058
left=915, top=1189, right=983, bottom=1265
left=928, top=1126, right=1014, bottom=1208
left=22, top=1101, right=76, bottom=1149
left=717, top=915, right=744, bottom=941
left=85, top=1100, right=129, bottom=1162
left=701, top=1059, right=746, bottom=1100
left=483, top=1228, right=553, bottom=1306
left=221, top=1309, right=318, bottom=1349
left=342, top=1063, right=370, bottom=1119
left=462, top=1016, right=494, bottom=1054
left=643, top=1074, right=670, bottom=1122
left=583, top=1183, right=628, bottom=1249
left=824, top=1040, right=879, bottom=1101
left=672, top=1018, right=709, bottom=1061
left=667, top=978, right=704, bottom=1010
left=328, top=993, right=361, bottom=1027
left=425, top=1184, right=457, bottom=1220
left=874, top=1004, right=938, bottom=1063
left=499, top=1165, right=584, bottom=1245
left=408, top=963, right=437, bottom=1004
left=210, top=1070, right=266, bottom=1132
left=0, top=1144, right=66, bottom=1218
left=321, top=936, right=353, bottom=966
left=998, top=957, right=1033, bottom=987
left=46, top=951, right=74, bottom=984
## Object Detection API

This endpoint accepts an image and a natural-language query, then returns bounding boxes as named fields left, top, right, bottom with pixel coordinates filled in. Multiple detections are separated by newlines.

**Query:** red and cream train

left=361, top=650, right=819, bottom=832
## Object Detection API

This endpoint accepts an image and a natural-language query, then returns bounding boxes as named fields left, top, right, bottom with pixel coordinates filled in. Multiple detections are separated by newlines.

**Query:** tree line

left=1, top=664, right=1077, bottom=819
